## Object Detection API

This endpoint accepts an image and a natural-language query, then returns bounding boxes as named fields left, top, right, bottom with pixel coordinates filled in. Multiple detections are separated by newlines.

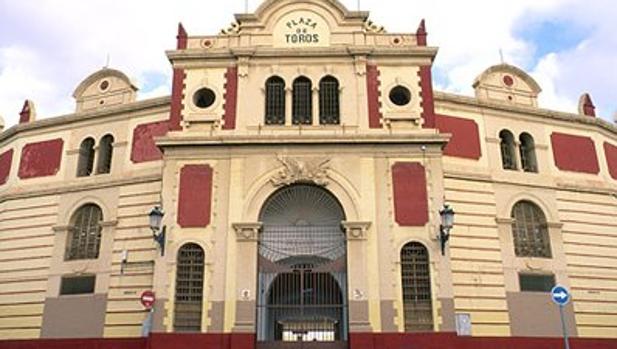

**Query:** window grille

left=265, top=76, right=286, bottom=125
left=511, top=201, right=552, bottom=258
left=66, top=204, right=103, bottom=260
left=500, top=130, right=517, bottom=170
left=401, top=242, right=434, bottom=332
left=519, top=274, right=555, bottom=292
left=60, top=275, right=96, bottom=295
left=96, top=134, right=114, bottom=174
left=76, top=138, right=95, bottom=177
left=174, top=243, right=205, bottom=332
left=319, top=76, right=340, bottom=125
left=519, top=133, right=538, bottom=173
left=292, top=77, right=313, bottom=125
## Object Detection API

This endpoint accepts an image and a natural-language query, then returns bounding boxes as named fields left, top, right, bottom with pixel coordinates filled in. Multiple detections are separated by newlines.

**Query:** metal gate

left=257, top=185, right=348, bottom=349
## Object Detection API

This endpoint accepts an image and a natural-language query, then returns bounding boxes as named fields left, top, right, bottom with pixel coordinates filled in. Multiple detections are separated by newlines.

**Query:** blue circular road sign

left=551, top=285, right=570, bottom=306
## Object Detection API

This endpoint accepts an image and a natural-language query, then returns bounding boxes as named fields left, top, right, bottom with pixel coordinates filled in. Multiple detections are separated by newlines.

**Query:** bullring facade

left=0, top=1, right=616, bottom=348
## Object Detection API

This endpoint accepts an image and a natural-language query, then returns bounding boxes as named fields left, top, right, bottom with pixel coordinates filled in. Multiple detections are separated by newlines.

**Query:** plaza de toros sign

left=274, top=11, right=330, bottom=47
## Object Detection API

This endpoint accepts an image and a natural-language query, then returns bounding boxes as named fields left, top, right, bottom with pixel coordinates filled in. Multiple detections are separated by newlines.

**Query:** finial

left=19, top=100, right=36, bottom=124
left=499, top=48, right=505, bottom=64
left=578, top=93, right=596, bottom=117
left=177, top=23, right=188, bottom=50
left=416, top=19, right=427, bottom=46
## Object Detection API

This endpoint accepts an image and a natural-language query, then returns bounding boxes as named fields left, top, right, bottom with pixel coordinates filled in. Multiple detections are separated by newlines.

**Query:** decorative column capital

left=342, top=221, right=371, bottom=240
left=232, top=222, right=262, bottom=242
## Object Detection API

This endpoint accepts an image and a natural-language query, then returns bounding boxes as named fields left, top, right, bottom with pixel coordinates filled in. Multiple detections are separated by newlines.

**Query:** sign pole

left=559, top=304, right=570, bottom=349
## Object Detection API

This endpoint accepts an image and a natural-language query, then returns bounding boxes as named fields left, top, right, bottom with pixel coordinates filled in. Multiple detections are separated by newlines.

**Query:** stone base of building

left=1, top=333, right=616, bottom=349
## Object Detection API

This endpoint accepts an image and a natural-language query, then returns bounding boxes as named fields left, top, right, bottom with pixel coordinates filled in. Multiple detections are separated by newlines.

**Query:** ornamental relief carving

left=270, top=156, right=331, bottom=187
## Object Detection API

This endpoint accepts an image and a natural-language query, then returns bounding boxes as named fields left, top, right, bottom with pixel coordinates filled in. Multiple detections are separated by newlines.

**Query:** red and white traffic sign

left=140, top=291, right=156, bottom=309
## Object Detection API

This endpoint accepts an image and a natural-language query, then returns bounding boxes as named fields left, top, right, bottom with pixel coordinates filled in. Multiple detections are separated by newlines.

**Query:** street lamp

left=149, top=206, right=166, bottom=256
left=439, top=203, right=455, bottom=256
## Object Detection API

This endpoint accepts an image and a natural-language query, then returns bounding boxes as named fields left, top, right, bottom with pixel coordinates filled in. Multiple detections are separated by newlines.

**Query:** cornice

left=0, top=173, right=162, bottom=204
left=0, top=96, right=171, bottom=145
left=166, top=46, right=438, bottom=65
left=156, top=133, right=450, bottom=148
left=434, top=91, right=617, bottom=137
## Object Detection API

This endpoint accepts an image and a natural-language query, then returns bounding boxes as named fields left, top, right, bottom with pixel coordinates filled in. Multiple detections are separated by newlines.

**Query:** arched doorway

left=257, top=184, right=348, bottom=349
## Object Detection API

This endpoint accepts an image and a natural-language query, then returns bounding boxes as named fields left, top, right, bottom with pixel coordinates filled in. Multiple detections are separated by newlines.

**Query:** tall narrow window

left=96, top=134, right=114, bottom=174
left=66, top=204, right=103, bottom=260
left=512, top=201, right=551, bottom=258
left=401, top=242, right=433, bottom=332
left=499, top=130, right=517, bottom=170
left=519, top=133, right=538, bottom=173
left=292, top=76, right=312, bottom=125
left=265, top=76, right=286, bottom=125
left=174, top=243, right=205, bottom=332
left=319, top=76, right=340, bottom=125
left=76, top=138, right=95, bottom=177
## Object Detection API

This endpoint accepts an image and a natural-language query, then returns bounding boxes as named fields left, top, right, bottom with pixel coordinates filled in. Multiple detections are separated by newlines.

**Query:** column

left=342, top=221, right=373, bottom=333
left=231, top=222, right=262, bottom=332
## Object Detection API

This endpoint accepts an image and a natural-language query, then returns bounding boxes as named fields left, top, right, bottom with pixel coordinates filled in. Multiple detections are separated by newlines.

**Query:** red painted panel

left=551, top=132, right=600, bottom=174
left=0, top=149, right=13, bottom=185
left=605, top=142, right=617, bottom=180
left=0, top=338, right=146, bottom=349
left=436, top=114, right=482, bottom=159
left=18, top=139, right=63, bottom=179
left=223, top=67, right=238, bottom=130
left=168, top=68, right=186, bottom=132
left=366, top=63, right=382, bottom=129
left=392, top=162, right=429, bottom=226
left=419, top=65, right=436, bottom=129
left=149, top=333, right=254, bottom=349
left=131, top=120, right=169, bottom=163
left=177, top=165, right=213, bottom=228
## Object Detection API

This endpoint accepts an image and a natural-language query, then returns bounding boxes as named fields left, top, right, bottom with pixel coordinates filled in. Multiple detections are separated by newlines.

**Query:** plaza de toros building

left=0, top=1, right=616, bottom=348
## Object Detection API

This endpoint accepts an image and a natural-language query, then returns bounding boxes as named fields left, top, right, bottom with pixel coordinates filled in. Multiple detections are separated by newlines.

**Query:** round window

left=99, top=80, right=110, bottom=91
left=389, top=85, right=412, bottom=106
left=193, top=88, right=216, bottom=109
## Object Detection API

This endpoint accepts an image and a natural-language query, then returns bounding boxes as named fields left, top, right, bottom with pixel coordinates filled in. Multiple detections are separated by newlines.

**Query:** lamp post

left=149, top=206, right=166, bottom=256
left=439, top=204, right=455, bottom=256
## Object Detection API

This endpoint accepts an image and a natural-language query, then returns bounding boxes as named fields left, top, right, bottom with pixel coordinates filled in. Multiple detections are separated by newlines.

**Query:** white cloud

left=0, top=0, right=615, bottom=127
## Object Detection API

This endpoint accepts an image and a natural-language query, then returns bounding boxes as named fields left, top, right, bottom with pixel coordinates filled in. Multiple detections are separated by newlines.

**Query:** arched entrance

left=256, top=184, right=348, bottom=349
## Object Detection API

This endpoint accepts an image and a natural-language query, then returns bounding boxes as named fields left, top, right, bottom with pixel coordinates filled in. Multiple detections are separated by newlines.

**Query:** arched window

left=319, top=76, right=340, bottom=125
left=511, top=201, right=551, bottom=258
left=401, top=242, right=433, bottom=332
left=96, top=134, right=114, bottom=174
left=292, top=76, right=312, bottom=125
left=76, top=138, right=95, bottom=177
left=265, top=76, right=286, bottom=125
left=66, top=204, right=103, bottom=260
left=174, top=243, right=205, bottom=332
left=499, top=130, right=517, bottom=170
left=519, top=133, right=538, bottom=173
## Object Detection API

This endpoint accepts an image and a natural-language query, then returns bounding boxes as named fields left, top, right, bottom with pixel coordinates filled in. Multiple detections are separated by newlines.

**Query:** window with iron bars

left=292, top=77, right=313, bottom=125
left=76, top=138, right=95, bottom=177
left=174, top=243, right=205, bottom=332
left=96, top=134, right=114, bottom=175
left=401, top=242, right=434, bottom=332
left=511, top=201, right=552, bottom=258
left=319, top=76, right=340, bottom=125
left=500, top=130, right=517, bottom=170
left=66, top=204, right=103, bottom=260
left=519, top=133, right=538, bottom=173
left=265, top=76, right=286, bottom=125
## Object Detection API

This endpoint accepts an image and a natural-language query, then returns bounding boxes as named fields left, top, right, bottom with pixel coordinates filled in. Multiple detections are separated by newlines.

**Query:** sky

left=0, top=0, right=615, bottom=128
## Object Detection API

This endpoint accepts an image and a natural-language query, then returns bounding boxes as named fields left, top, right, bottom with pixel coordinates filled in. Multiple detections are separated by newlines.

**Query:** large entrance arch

left=256, top=184, right=348, bottom=349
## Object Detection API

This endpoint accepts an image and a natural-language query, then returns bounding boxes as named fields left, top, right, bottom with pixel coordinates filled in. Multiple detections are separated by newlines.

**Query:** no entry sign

left=140, top=291, right=156, bottom=309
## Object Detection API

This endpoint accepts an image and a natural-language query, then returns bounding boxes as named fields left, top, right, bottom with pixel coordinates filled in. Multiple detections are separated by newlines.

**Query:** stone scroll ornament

left=270, top=156, right=331, bottom=187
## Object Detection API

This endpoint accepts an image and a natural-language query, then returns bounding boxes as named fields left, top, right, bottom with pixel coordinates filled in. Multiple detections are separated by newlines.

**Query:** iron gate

left=256, top=185, right=348, bottom=349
